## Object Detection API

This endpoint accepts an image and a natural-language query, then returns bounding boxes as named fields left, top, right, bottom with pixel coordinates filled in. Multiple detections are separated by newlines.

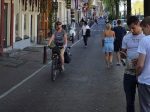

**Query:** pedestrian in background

left=121, top=16, right=145, bottom=112
left=82, top=21, right=90, bottom=48
left=136, top=16, right=150, bottom=112
left=113, top=19, right=127, bottom=66
left=95, top=19, right=98, bottom=25
left=102, top=23, right=115, bottom=68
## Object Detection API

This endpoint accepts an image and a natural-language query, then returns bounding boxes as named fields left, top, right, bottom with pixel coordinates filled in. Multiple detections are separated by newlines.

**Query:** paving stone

left=0, top=58, right=25, bottom=68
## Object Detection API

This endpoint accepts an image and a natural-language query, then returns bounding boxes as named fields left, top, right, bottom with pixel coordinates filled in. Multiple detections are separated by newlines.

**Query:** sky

left=120, top=0, right=143, bottom=14
left=132, top=0, right=143, bottom=3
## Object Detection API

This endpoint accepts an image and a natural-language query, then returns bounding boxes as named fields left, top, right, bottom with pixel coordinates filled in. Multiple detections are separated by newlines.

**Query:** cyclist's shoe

left=61, top=65, right=65, bottom=71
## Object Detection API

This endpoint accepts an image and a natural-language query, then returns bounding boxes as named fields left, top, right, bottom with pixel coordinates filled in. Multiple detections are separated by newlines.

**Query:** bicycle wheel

left=51, top=59, right=58, bottom=81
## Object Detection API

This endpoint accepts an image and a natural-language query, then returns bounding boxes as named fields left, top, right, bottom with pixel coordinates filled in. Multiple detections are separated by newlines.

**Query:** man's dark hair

left=140, top=16, right=150, bottom=27
left=127, top=16, right=139, bottom=26
left=117, top=20, right=121, bottom=25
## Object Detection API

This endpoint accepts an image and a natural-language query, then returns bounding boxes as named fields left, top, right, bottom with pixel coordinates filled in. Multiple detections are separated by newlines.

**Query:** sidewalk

left=0, top=31, right=81, bottom=68
left=0, top=44, right=50, bottom=94
left=0, top=45, right=47, bottom=68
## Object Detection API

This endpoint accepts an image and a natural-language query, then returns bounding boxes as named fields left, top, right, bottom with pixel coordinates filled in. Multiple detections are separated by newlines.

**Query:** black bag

left=64, top=50, right=71, bottom=63
left=86, top=29, right=91, bottom=37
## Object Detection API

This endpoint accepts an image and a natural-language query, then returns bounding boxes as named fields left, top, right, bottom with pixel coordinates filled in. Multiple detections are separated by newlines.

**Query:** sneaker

left=106, top=64, right=110, bottom=69
left=116, top=62, right=121, bottom=66
left=61, top=65, right=65, bottom=71
left=110, top=62, right=113, bottom=66
left=84, top=45, right=87, bottom=48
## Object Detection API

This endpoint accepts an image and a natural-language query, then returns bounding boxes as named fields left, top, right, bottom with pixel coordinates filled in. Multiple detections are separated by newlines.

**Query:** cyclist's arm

left=121, top=36, right=127, bottom=59
left=63, top=33, right=68, bottom=48
left=48, top=34, right=55, bottom=46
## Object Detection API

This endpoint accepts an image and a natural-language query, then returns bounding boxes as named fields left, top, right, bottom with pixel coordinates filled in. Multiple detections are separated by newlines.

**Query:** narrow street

left=0, top=19, right=140, bottom=112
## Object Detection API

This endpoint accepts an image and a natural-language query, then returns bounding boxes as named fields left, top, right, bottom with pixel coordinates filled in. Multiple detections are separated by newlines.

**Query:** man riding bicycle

left=48, top=21, right=68, bottom=71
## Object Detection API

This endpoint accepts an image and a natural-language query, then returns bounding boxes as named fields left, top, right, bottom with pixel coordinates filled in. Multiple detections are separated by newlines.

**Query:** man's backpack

left=86, top=29, right=91, bottom=37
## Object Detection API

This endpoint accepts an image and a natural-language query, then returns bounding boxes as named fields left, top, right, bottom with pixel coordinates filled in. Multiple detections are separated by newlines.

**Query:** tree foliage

left=103, top=0, right=128, bottom=19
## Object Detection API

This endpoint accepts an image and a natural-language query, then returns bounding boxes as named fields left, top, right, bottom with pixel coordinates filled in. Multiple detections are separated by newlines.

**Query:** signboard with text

left=66, top=0, right=71, bottom=9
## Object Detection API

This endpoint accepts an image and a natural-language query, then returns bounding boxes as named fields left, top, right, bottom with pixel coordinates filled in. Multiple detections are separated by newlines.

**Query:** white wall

left=13, top=0, right=40, bottom=49
left=57, top=0, right=67, bottom=25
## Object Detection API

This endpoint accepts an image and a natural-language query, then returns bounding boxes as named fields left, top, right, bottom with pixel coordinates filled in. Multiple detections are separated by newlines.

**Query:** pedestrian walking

left=121, top=16, right=145, bottom=112
left=102, top=23, right=115, bottom=68
left=113, top=19, right=127, bottom=66
left=136, top=16, right=150, bottom=112
left=82, top=21, right=90, bottom=48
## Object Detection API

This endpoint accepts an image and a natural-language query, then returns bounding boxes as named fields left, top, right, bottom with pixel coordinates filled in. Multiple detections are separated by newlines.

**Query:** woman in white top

left=82, top=21, right=90, bottom=47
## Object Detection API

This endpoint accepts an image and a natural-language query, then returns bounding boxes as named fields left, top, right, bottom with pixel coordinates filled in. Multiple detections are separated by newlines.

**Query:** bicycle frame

left=51, top=47, right=62, bottom=81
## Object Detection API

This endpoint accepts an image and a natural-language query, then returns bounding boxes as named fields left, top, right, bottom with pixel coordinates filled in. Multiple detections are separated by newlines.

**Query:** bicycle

left=50, top=46, right=63, bottom=81
left=49, top=44, right=71, bottom=81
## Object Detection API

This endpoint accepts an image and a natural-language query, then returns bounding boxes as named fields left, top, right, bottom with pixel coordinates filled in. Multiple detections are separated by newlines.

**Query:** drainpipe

left=0, top=0, right=4, bottom=55
left=10, top=0, right=14, bottom=48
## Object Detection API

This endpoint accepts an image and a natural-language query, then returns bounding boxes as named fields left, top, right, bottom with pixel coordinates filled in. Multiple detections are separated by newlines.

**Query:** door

left=4, top=3, right=8, bottom=48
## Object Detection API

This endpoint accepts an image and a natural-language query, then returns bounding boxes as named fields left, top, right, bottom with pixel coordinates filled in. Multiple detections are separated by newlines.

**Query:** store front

left=0, top=0, right=4, bottom=55
left=14, top=0, right=39, bottom=49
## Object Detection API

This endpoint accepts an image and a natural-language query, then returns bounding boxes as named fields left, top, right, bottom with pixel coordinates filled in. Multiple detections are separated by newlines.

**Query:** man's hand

left=120, top=51, right=127, bottom=59
left=132, top=59, right=138, bottom=66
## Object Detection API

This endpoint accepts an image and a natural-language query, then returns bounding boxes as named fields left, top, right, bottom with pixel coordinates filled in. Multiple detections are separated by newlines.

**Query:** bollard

left=43, top=46, right=47, bottom=64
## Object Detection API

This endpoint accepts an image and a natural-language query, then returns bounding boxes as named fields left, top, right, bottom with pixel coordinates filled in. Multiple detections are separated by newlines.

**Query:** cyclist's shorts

left=52, top=46, right=60, bottom=54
